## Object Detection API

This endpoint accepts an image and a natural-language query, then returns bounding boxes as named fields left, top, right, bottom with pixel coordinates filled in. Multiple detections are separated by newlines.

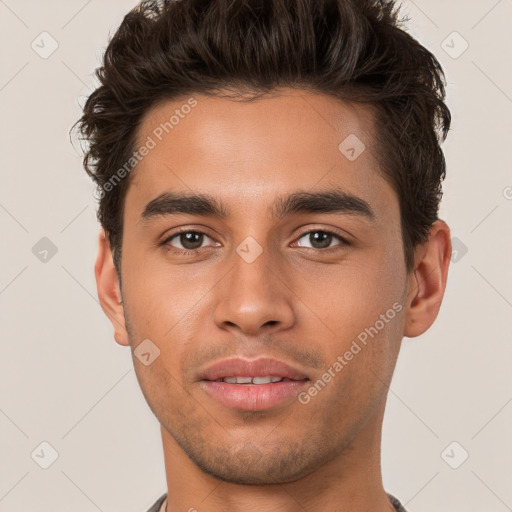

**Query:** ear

left=404, top=220, right=452, bottom=338
left=95, top=229, right=129, bottom=346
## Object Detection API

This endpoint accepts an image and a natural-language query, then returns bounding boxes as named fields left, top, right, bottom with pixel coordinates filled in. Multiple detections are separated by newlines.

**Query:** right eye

left=162, top=229, right=219, bottom=253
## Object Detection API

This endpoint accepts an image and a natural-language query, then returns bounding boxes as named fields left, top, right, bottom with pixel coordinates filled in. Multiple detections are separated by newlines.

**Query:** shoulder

left=145, top=493, right=167, bottom=512
left=387, top=493, right=408, bottom=512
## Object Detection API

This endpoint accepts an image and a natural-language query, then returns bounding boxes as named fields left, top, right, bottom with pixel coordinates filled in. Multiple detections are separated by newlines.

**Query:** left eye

left=295, top=230, right=347, bottom=249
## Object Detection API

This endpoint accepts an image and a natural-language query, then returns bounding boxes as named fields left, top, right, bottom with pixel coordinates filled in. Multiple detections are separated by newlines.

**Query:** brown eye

left=165, top=231, right=213, bottom=251
left=296, top=230, right=348, bottom=250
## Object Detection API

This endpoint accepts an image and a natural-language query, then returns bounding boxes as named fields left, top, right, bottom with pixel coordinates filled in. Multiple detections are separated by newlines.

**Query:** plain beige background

left=1, top=1, right=511, bottom=511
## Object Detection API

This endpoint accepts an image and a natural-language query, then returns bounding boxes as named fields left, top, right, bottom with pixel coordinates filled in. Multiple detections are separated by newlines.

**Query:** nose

left=213, top=243, right=295, bottom=336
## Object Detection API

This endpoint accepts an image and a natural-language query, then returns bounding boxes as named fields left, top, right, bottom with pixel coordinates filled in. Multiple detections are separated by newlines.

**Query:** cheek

left=121, top=241, right=213, bottom=338
left=292, top=243, right=406, bottom=399
left=130, top=350, right=201, bottom=432
left=292, top=252, right=405, bottom=344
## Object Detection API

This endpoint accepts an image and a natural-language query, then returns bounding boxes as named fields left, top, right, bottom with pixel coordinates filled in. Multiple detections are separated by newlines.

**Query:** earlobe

left=404, top=220, right=452, bottom=338
left=95, top=229, right=130, bottom=346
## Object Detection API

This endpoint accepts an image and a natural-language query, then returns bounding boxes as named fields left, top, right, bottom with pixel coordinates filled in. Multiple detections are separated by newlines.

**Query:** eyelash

left=160, top=227, right=351, bottom=256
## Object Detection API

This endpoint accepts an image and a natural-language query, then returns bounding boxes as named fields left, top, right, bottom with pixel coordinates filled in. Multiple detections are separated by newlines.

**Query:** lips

left=199, top=357, right=310, bottom=382
left=198, top=357, right=310, bottom=411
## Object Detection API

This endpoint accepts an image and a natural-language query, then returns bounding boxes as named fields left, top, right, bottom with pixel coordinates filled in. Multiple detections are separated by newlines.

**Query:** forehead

left=125, top=88, right=397, bottom=224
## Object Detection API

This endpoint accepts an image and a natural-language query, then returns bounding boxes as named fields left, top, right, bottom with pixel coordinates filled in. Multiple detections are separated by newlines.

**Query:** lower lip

left=200, top=380, right=309, bottom=411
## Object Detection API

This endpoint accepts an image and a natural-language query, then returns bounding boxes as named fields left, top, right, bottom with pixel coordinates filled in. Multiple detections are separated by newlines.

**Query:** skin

left=95, top=88, right=451, bottom=512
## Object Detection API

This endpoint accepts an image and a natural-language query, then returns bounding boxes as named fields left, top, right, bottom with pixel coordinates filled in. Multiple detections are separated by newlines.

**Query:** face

left=109, top=89, right=414, bottom=484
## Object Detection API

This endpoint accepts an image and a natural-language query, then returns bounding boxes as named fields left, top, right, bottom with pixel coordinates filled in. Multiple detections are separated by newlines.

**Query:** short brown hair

left=74, top=0, right=451, bottom=273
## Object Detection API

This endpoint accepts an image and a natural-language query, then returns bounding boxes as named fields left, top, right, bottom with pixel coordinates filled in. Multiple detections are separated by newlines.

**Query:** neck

left=160, top=400, right=395, bottom=512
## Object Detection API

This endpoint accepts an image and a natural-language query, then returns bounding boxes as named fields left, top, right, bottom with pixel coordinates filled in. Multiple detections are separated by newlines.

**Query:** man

left=75, top=0, right=451, bottom=510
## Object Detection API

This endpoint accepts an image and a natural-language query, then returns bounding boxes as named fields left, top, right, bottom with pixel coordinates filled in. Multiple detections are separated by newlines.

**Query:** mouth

left=209, top=376, right=304, bottom=384
left=198, top=357, right=311, bottom=411
left=199, top=356, right=310, bottom=382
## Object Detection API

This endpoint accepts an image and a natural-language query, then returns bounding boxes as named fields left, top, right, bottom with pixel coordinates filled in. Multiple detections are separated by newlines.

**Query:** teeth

left=221, top=376, right=284, bottom=384
left=252, top=376, right=272, bottom=384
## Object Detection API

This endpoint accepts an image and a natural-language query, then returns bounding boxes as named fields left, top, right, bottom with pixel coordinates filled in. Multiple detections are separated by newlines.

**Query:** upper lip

left=199, top=357, right=310, bottom=381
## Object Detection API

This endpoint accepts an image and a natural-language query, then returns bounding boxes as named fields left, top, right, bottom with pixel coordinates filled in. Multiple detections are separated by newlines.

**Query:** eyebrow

left=140, top=188, right=376, bottom=222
